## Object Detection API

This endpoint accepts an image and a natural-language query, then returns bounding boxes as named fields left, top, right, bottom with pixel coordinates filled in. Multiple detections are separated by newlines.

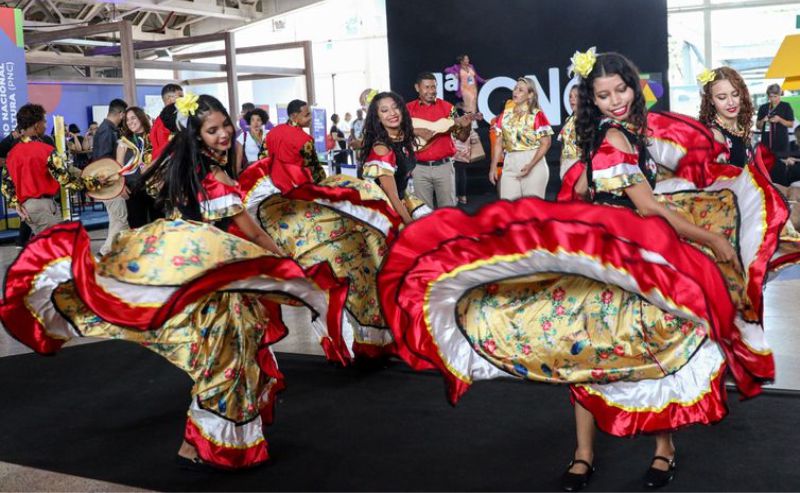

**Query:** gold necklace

left=715, top=115, right=745, bottom=138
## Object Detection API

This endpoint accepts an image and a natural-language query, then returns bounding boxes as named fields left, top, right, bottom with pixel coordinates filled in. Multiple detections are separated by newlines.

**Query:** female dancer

left=237, top=99, right=407, bottom=361
left=488, top=77, right=553, bottom=200
left=697, top=67, right=754, bottom=167
left=0, top=94, right=347, bottom=470
left=360, top=91, right=429, bottom=224
left=558, top=85, right=580, bottom=178
left=116, top=106, right=160, bottom=228
left=378, top=52, right=777, bottom=491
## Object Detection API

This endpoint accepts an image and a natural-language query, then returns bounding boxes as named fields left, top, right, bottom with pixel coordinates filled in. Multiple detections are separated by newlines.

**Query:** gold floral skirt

left=0, top=219, right=344, bottom=469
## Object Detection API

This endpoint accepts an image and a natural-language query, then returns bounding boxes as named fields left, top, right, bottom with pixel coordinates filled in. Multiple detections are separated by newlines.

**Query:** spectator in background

left=67, top=123, right=89, bottom=168
left=235, top=107, right=269, bottom=173
left=329, top=113, right=348, bottom=174
left=84, top=121, right=98, bottom=154
left=150, top=83, right=183, bottom=160
left=238, top=102, right=256, bottom=135
left=117, top=106, right=158, bottom=228
left=757, top=84, right=795, bottom=155
left=352, top=109, right=365, bottom=143
left=340, top=112, right=352, bottom=137
left=93, top=98, right=130, bottom=256
left=2, top=104, right=87, bottom=234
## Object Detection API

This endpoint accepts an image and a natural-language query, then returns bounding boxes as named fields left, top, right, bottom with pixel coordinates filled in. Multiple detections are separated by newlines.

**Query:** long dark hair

left=121, top=106, right=152, bottom=139
left=358, top=91, right=415, bottom=162
left=140, top=95, right=236, bottom=221
left=575, top=52, right=648, bottom=161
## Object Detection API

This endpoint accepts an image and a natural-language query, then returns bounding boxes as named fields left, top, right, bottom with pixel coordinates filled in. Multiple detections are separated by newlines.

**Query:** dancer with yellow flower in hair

left=0, top=93, right=349, bottom=470
left=378, top=50, right=780, bottom=491
left=237, top=95, right=431, bottom=363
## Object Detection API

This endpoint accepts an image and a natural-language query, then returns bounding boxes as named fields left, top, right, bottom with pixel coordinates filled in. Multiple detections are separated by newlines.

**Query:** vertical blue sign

left=0, top=8, right=27, bottom=231
left=311, top=107, right=327, bottom=154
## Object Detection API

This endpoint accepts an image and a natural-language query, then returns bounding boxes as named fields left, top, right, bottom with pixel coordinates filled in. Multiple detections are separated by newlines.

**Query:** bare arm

left=115, top=143, right=126, bottom=165
left=625, top=181, right=737, bottom=264
left=573, top=166, right=589, bottom=199
left=377, top=175, right=413, bottom=224
left=234, top=141, right=244, bottom=176
left=489, top=132, right=504, bottom=185
left=604, top=129, right=737, bottom=264
left=231, top=210, right=285, bottom=255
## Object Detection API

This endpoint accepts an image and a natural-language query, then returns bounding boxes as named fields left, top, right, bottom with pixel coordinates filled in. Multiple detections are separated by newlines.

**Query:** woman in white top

left=235, top=108, right=268, bottom=173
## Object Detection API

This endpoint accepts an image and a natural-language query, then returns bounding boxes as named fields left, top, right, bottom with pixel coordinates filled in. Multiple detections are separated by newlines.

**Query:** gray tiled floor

left=0, top=227, right=798, bottom=491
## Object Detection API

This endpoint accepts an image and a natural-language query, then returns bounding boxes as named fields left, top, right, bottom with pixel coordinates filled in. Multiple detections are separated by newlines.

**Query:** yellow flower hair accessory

left=175, top=92, right=199, bottom=118
left=697, top=68, right=716, bottom=87
left=175, top=92, right=199, bottom=130
left=568, top=47, right=597, bottom=79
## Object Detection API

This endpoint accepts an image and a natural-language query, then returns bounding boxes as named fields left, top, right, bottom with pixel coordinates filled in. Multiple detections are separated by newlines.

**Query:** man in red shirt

left=407, top=72, right=472, bottom=208
left=264, top=99, right=325, bottom=189
left=150, top=83, right=183, bottom=161
left=2, top=104, right=86, bottom=234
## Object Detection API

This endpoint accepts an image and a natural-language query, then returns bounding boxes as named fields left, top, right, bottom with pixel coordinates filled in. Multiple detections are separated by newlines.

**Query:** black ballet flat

left=561, top=459, right=595, bottom=492
left=644, top=455, right=676, bottom=488
left=175, top=455, right=219, bottom=473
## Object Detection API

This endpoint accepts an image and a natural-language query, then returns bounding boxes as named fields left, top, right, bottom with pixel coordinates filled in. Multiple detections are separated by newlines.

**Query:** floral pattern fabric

left=494, top=106, right=554, bottom=152
left=457, top=189, right=746, bottom=382
left=559, top=115, right=580, bottom=161
left=257, top=175, right=390, bottom=332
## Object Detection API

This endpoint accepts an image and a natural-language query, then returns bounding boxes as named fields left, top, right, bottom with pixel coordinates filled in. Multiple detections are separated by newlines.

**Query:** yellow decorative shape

left=765, top=34, right=800, bottom=79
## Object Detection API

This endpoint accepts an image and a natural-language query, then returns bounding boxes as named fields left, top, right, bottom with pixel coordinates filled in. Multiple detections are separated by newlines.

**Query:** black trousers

left=770, top=160, right=800, bottom=187
left=126, top=188, right=163, bottom=228
left=454, top=161, right=469, bottom=197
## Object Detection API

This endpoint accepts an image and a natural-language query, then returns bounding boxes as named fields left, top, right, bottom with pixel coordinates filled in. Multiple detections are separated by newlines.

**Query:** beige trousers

left=23, top=197, right=61, bottom=235
left=411, top=160, right=456, bottom=208
left=100, top=196, right=130, bottom=256
left=500, top=150, right=548, bottom=200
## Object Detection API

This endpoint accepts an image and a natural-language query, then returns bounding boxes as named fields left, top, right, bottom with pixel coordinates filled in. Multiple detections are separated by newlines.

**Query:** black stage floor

left=0, top=341, right=797, bottom=492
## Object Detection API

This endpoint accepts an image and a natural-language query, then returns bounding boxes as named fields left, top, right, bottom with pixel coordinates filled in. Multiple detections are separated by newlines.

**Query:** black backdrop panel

left=386, top=0, right=669, bottom=125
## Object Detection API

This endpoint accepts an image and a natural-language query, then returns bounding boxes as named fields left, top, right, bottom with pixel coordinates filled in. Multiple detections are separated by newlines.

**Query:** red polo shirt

left=407, top=98, right=457, bottom=162
left=6, top=140, right=60, bottom=204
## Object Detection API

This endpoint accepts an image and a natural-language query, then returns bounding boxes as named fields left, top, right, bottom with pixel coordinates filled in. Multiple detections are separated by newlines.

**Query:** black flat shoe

left=561, top=459, right=595, bottom=492
left=644, top=455, right=676, bottom=488
left=175, top=455, right=219, bottom=473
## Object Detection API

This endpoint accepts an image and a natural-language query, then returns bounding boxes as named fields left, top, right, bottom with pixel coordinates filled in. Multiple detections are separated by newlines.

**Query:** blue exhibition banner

left=312, top=107, right=327, bottom=154
left=0, top=7, right=27, bottom=230
left=0, top=7, right=27, bottom=137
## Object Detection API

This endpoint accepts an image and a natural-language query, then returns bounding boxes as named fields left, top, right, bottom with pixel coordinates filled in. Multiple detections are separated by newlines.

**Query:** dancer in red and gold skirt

left=379, top=51, right=779, bottom=491
left=0, top=94, right=348, bottom=470
left=237, top=97, right=431, bottom=362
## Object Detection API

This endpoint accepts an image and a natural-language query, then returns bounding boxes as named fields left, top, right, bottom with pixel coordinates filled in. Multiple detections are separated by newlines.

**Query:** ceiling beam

left=669, top=0, right=800, bottom=12
left=183, top=73, right=285, bottom=85
left=25, top=21, right=127, bottom=45
left=53, top=0, right=255, bottom=22
left=173, top=41, right=307, bottom=60
left=86, top=31, right=226, bottom=56
left=28, top=76, right=173, bottom=86
left=26, top=51, right=306, bottom=77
